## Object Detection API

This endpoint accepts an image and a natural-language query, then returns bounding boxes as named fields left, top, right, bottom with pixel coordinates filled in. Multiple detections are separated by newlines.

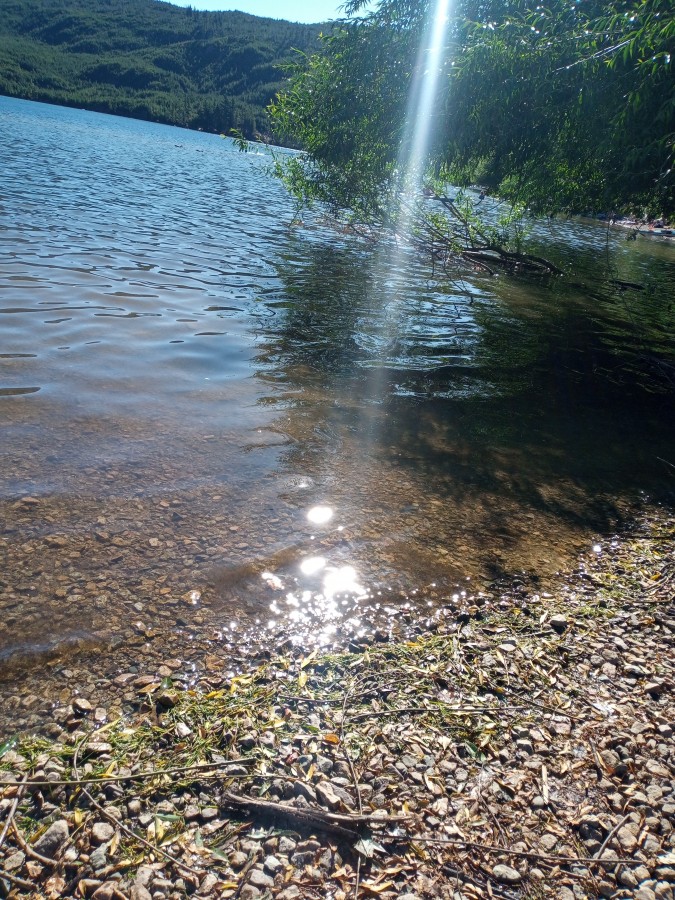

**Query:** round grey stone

left=492, top=864, right=522, bottom=885
left=91, top=821, right=115, bottom=845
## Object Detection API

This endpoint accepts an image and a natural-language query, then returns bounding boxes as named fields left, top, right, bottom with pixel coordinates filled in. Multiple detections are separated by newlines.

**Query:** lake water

left=1, top=96, right=673, bottom=735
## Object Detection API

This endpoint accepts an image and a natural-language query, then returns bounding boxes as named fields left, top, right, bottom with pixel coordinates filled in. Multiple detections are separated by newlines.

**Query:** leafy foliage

left=0, top=0, right=323, bottom=137
left=270, top=0, right=674, bottom=218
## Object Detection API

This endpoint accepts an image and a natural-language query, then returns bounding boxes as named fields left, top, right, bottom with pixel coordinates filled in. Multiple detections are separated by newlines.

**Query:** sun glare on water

left=247, top=3, right=454, bottom=645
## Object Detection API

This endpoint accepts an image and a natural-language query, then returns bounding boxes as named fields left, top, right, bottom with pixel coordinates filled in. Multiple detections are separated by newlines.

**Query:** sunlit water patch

left=0, top=97, right=673, bottom=737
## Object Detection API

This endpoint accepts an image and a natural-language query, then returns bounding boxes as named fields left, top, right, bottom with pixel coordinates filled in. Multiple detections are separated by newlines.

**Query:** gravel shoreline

left=1, top=509, right=673, bottom=899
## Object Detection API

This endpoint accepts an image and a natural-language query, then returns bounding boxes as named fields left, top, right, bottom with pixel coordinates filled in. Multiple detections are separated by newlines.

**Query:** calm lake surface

left=1, top=97, right=673, bottom=735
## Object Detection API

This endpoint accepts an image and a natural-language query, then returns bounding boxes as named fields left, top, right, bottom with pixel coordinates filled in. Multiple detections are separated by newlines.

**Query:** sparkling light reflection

left=307, top=505, right=334, bottom=524
left=300, top=555, right=327, bottom=576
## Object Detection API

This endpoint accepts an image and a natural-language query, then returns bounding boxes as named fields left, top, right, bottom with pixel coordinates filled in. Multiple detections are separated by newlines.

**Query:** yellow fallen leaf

left=360, top=880, right=395, bottom=894
left=300, top=649, right=317, bottom=669
left=323, top=733, right=340, bottom=745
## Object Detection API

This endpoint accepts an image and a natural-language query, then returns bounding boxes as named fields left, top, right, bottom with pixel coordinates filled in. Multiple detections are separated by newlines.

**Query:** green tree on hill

left=0, top=0, right=324, bottom=137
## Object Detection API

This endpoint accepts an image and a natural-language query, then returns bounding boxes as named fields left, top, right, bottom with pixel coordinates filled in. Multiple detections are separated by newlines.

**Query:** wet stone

left=72, top=697, right=93, bottom=715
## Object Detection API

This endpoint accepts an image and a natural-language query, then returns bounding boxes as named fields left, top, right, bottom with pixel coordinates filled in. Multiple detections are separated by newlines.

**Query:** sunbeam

left=398, top=0, right=453, bottom=206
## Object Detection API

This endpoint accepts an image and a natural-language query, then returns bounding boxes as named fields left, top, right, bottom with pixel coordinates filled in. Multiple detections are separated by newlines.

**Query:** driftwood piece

left=220, top=790, right=411, bottom=840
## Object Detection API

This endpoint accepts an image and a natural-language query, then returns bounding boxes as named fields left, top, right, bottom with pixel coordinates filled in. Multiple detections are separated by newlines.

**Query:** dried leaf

left=360, top=880, right=395, bottom=894
left=45, top=874, right=66, bottom=899
left=110, top=829, right=120, bottom=856
left=355, top=837, right=387, bottom=858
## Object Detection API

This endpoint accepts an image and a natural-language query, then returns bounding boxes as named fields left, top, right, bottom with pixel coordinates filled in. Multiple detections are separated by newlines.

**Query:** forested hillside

left=0, top=0, right=323, bottom=136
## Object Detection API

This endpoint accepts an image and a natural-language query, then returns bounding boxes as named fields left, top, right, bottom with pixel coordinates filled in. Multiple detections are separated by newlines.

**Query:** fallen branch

left=0, top=868, right=35, bottom=891
left=221, top=790, right=411, bottom=839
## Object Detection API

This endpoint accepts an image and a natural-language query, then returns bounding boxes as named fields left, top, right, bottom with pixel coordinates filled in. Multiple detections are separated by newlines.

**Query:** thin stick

left=222, top=791, right=409, bottom=828
left=232, top=849, right=260, bottom=900
left=406, top=835, right=639, bottom=867
left=1, top=758, right=256, bottom=789
left=348, top=704, right=533, bottom=723
left=337, top=681, right=362, bottom=900
left=594, top=813, right=632, bottom=861
left=0, top=868, right=35, bottom=890
left=0, top=774, right=27, bottom=852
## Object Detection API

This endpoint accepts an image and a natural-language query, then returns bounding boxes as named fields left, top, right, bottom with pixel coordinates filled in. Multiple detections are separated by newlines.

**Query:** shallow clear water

left=1, top=97, right=673, bottom=734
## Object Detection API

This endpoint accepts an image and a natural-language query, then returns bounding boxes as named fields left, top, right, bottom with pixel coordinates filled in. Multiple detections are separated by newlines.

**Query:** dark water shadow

left=250, top=233, right=674, bottom=585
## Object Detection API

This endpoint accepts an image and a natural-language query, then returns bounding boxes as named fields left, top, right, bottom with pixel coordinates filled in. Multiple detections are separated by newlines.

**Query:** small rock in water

left=72, top=697, right=93, bottom=715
